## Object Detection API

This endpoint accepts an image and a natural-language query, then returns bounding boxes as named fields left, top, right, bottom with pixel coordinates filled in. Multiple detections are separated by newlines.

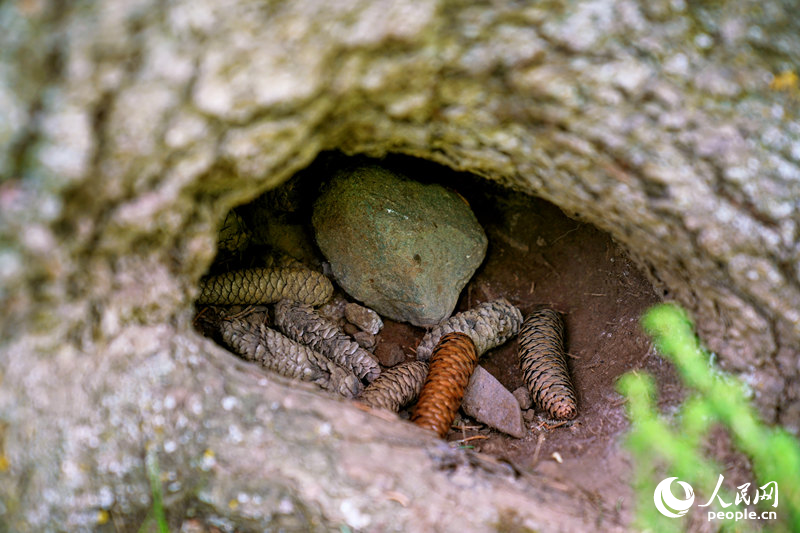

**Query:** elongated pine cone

left=197, top=267, right=333, bottom=306
left=275, top=299, right=380, bottom=382
left=518, top=309, right=577, bottom=420
left=412, top=333, right=478, bottom=438
left=359, top=361, right=429, bottom=412
left=415, top=299, right=523, bottom=361
left=220, top=316, right=361, bottom=398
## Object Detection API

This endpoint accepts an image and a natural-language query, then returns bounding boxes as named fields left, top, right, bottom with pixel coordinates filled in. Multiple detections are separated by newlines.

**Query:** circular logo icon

left=654, top=477, right=695, bottom=518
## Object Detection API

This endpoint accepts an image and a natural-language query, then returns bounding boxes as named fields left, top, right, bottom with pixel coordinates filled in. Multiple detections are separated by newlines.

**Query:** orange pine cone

left=411, top=332, right=478, bottom=438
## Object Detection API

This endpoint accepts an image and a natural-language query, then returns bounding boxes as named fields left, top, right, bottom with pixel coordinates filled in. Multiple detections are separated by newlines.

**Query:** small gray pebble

left=523, top=409, right=537, bottom=423
left=344, top=302, right=384, bottom=335
left=343, top=322, right=360, bottom=337
left=318, top=294, right=348, bottom=323
left=353, top=331, right=377, bottom=351
left=513, top=386, right=533, bottom=410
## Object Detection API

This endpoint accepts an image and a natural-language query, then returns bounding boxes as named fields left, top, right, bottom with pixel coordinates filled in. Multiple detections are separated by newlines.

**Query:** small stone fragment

left=352, top=331, right=376, bottom=351
left=523, top=409, right=537, bottom=424
left=512, top=386, right=533, bottom=410
left=317, top=293, right=349, bottom=324
left=344, top=302, right=384, bottom=335
left=313, top=165, right=487, bottom=326
left=461, top=366, right=525, bottom=439
left=343, top=322, right=360, bottom=337
left=374, top=342, right=406, bottom=367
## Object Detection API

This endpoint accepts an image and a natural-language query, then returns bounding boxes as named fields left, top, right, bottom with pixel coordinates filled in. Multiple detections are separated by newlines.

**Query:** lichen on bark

left=1, top=0, right=799, bottom=531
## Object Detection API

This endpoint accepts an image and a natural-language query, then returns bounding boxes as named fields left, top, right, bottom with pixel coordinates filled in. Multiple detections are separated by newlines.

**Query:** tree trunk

left=1, top=0, right=798, bottom=530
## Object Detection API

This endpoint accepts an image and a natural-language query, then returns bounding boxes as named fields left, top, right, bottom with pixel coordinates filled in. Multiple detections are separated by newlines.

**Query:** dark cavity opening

left=192, top=151, right=683, bottom=509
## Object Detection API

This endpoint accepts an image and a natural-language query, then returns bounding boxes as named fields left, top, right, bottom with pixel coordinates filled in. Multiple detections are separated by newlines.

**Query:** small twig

left=608, top=397, right=628, bottom=408
left=537, top=420, right=568, bottom=431
left=532, top=433, right=545, bottom=465
left=384, top=491, right=410, bottom=507
left=225, top=305, right=257, bottom=320
left=535, top=254, right=560, bottom=278
left=552, top=225, right=581, bottom=244
left=457, top=435, right=489, bottom=444
left=192, top=306, right=209, bottom=326
left=451, top=425, right=483, bottom=431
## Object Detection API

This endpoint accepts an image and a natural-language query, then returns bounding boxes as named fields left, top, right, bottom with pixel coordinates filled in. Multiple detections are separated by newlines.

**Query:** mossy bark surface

left=1, top=0, right=798, bottom=530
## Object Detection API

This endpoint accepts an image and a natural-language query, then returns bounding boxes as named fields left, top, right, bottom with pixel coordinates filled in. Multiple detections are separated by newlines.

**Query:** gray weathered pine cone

left=197, top=267, right=333, bottom=306
left=274, top=299, right=381, bottom=382
left=216, top=209, right=251, bottom=253
left=358, top=360, right=429, bottom=412
left=220, top=315, right=361, bottom=398
left=518, top=309, right=577, bottom=420
left=415, top=298, right=523, bottom=361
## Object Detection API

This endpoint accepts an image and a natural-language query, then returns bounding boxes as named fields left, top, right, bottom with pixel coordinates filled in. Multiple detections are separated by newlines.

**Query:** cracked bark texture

left=0, top=0, right=798, bottom=531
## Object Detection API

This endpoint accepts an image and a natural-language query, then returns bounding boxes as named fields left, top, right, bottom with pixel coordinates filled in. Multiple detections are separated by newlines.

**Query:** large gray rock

left=312, top=165, right=487, bottom=326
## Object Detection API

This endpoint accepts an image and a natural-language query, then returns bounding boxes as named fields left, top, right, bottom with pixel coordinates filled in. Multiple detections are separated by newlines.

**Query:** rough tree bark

left=1, top=0, right=798, bottom=531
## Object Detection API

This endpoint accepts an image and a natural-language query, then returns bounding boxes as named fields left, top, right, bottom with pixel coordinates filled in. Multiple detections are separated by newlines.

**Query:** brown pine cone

left=197, top=267, right=333, bottom=307
left=411, top=333, right=478, bottom=438
left=517, top=309, right=577, bottom=420
left=359, top=361, right=429, bottom=412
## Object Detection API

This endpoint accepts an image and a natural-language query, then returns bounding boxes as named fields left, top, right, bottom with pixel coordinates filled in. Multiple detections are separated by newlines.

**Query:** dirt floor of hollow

left=438, top=177, right=683, bottom=523
left=368, top=164, right=687, bottom=525
left=195, top=153, right=691, bottom=528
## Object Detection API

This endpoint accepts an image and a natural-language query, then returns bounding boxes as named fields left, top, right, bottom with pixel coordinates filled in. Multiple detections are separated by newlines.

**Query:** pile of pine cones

left=197, top=204, right=578, bottom=440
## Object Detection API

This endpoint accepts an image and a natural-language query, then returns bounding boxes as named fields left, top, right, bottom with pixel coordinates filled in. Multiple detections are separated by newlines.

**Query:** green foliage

left=618, top=303, right=800, bottom=532
left=138, top=448, right=169, bottom=533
